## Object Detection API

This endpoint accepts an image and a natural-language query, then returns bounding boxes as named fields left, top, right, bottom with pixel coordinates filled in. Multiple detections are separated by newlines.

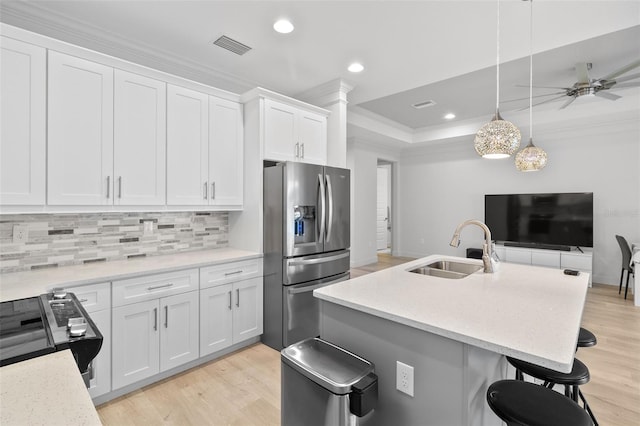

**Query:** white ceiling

left=1, top=1, right=639, bottom=140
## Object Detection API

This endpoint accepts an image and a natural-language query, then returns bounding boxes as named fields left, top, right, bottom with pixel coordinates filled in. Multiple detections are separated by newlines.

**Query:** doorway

left=376, top=161, right=392, bottom=254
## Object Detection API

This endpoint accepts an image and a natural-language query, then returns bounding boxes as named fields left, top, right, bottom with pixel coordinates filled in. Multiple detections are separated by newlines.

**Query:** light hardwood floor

left=97, top=254, right=640, bottom=425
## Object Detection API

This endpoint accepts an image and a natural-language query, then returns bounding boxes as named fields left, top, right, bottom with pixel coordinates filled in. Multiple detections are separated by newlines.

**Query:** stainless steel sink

left=409, top=260, right=483, bottom=279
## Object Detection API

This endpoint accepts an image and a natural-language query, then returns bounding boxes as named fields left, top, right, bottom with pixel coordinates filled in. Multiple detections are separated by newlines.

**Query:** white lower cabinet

left=112, top=291, right=199, bottom=389
left=200, top=276, right=263, bottom=357
left=111, top=269, right=199, bottom=390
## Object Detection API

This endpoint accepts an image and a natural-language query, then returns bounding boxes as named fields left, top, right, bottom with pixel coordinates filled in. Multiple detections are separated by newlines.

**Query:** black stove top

left=0, top=297, right=55, bottom=365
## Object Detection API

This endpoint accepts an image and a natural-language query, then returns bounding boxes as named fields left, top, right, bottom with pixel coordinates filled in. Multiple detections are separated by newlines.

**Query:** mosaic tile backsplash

left=0, top=212, right=229, bottom=273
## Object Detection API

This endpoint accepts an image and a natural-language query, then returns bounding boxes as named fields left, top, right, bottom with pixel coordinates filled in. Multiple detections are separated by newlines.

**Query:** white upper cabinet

left=263, top=98, right=327, bottom=165
left=166, top=84, right=209, bottom=206
left=0, top=37, right=46, bottom=205
left=114, top=70, right=166, bottom=205
left=47, top=51, right=114, bottom=205
left=209, top=96, right=243, bottom=207
left=167, top=85, right=243, bottom=208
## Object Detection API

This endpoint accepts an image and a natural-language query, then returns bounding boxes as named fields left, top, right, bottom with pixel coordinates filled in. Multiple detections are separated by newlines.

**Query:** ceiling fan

left=514, top=59, right=640, bottom=110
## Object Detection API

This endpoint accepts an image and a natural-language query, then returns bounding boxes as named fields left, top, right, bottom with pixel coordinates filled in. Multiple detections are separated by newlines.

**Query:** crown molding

left=0, top=2, right=258, bottom=94
left=296, top=78, right=355, bottom=107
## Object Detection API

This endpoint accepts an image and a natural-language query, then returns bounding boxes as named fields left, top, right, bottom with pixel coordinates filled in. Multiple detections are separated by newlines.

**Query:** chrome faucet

left=450, top=219, right=498, bottom=273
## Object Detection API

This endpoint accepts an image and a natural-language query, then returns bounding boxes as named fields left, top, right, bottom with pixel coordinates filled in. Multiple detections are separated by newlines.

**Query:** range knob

left=52, top=288, right=67, bottom=299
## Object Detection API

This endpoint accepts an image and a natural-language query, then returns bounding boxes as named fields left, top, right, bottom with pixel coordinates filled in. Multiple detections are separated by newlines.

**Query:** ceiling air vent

left=412, top=100, right=436, bottom=109
left=213, top=35, right=252, bottom=56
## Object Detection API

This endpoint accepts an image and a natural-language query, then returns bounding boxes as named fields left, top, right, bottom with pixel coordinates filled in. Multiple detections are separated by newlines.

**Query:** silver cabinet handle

left=211, top=182, right=215, bottom=200
left=203, top=182, right=208, bottom=199
left=106, top=176, right=110, bottom=199
left=236, top=288, right=240, bottom=307
left=153, top=307, right=158, bottom=331
left=164, top=305, right=168, bottom=328
left=295, top=142, right=299, bottom=158
left=224, top=270, right=243, bottom=276
left=79, top=298, right=88, bottom=303
left=228, top=291, right=232, bottom=310
left=301, top=143, right=305, bottom=158
left=147, top=283, right=174, bottom=291
left=118, top=176, right=122, bottom=199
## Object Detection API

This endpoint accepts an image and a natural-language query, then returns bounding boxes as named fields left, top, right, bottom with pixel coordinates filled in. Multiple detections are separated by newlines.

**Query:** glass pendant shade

left=474, top=111, right=522, bottom=159
left=515, top=138, right=547, bottom=171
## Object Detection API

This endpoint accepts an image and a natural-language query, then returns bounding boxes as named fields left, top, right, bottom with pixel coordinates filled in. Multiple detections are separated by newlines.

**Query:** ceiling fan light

left=474, top=113, right=521, bottom=158
left=515, top=138, right=547, bottom=172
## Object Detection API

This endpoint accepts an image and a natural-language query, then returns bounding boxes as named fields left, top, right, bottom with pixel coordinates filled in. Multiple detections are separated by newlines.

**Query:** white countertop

left=0, top=350, right=102, bottom=425
left=315, top=255, right=589, bottom=373
left=0, top=248, right=261, bottom=302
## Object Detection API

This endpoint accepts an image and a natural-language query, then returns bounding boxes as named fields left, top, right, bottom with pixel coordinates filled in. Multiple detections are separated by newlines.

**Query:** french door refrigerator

left=263, top=162, right=350, bottom=350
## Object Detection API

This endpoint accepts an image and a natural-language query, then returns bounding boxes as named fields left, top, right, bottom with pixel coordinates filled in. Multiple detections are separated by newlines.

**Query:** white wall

left=393, top=111, right=639, bottom=285
left=347, top=140, right=400, bottom=267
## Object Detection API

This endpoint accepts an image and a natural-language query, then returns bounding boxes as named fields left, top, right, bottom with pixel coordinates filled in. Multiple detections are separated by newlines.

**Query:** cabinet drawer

left=200, top=258, right=263, bottom=289
left=505, top=248, right=531, bottom=265
left=561, top=253, right=592, bottom=271
left=112, top=269, right=199, bottom=307
left=64, top=282, right=111, bottom=313
left=531, top=251, right=560, bottom=268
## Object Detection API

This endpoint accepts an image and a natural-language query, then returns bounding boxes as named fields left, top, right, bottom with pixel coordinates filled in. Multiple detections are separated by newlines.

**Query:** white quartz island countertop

left=314, top=255, right=589, bottom=373
left=0, top=350, right=102, bottom=425
left=0, top=248, right=261, bottom=302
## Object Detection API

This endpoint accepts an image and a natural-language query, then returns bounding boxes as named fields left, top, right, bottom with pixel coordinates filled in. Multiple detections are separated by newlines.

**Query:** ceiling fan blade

left=613, top=82, right=640, bottom=89
left=575, top=63, right=591, bottom=84
left=612, top=72, right=640, bottom=84
left=517, top=94, right=567, bottom=110
left=600, top=59, right=640, bottom=81
left=559, top=96, right=577, bottom=110
left=515, top=84, right=571, bottom=90
left=503, top=92, right=566, bottom=103
left=595, top=91, right=622, bottom=101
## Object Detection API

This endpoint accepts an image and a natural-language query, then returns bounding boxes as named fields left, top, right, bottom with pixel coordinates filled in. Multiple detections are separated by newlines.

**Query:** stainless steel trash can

left=281, top=337, right=378, bottom=426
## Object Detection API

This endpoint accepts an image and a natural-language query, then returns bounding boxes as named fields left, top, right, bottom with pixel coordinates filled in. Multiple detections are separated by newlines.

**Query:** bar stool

left=507, top=357, right=598, bottom=426
left=577, top=327, right=597, bottom=349
left=487, top=380, right=593, bottom=426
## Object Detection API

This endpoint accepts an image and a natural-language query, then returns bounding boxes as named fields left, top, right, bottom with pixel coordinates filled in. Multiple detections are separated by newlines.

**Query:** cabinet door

left=48, top=51, right=114, bottom=205
left=114, top=70, right=166, bottom=205
left=112, top=300, right=159, bottom=389
left=209, top=97, right=243, bottom=207
left=199, top=284, right=233, bottom=356
left=160, top=291, right=199, bottom=371
left=263, top=99, right=297, bottom=162
left=298, top=111, right=327, bottom=165
left=86, top=308, right=111, bottom=399
left=232, top=277, right=263, bottom=343
left=0, top=37, right=46, bottom=205
left=166, top=85, right=209, bottom=205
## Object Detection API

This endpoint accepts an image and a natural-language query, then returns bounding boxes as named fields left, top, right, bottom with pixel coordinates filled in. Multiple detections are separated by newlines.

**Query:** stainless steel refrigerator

left=263, top=162, right=350, bottom=350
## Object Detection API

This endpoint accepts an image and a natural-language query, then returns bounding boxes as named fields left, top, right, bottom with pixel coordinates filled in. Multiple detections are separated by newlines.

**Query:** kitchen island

left=314, top=255, right=589, bottom=426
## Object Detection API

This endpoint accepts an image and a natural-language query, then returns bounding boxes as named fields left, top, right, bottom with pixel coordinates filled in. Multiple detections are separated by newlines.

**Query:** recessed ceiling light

left=348, top=63, right=364, bottom=73
left=273, top=19, right=294, bottom=34
left=444, top=113, right=456, bottom=120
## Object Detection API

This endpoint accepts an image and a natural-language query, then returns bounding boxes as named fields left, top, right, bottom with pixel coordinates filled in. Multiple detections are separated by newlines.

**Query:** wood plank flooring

left=97, top=254, right=640, bottom=425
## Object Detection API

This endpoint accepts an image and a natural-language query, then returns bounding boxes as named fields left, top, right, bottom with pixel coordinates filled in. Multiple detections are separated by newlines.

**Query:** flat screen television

left=484, top=192, right=593, bottom=250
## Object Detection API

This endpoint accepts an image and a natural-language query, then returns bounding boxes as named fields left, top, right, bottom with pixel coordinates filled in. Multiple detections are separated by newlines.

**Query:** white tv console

left=494, top=244, right=593, bottom=285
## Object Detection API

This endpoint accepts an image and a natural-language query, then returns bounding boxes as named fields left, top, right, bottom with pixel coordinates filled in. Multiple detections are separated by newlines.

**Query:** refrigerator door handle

left=325, top=174, right=333, bottom=242
left=288, top=251, right=350, bottom=266
left=287, top=276, right=349, bottom=295
left=317, top=173, right=326, bottom=242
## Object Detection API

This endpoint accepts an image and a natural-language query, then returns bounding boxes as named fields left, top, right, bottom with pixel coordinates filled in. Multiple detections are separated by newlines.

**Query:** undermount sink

left=409, top=260, right=483, bottom=279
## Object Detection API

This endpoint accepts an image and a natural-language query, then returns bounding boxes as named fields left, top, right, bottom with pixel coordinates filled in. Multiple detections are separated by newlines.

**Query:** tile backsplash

left=0, top=212, right=229, bottom=273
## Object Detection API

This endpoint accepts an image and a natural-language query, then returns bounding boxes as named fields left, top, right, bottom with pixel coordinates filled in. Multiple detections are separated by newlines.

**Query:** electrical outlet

left=396, top=361, right=414, bottom=397
left=12, top=225, right=28, bottom=243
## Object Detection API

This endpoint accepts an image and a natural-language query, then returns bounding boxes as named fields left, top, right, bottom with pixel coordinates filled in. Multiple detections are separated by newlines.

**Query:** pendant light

left=474, top=0, right=521, bottom=159
left=515, top=0, right=548, bottom=172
